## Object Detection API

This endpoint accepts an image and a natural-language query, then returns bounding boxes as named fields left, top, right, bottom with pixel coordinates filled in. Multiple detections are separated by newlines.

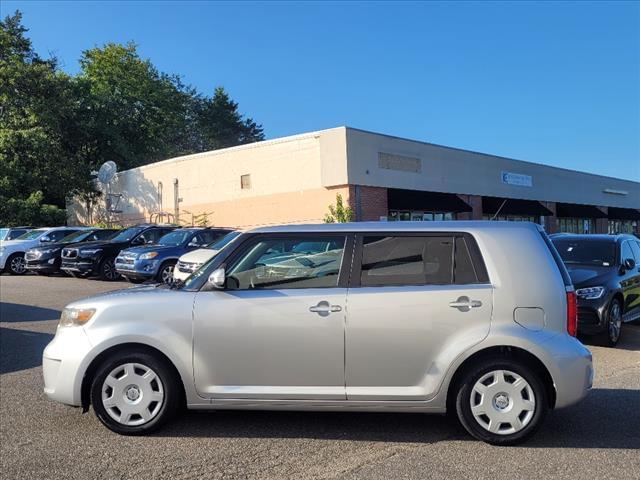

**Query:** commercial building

left=68, top=127, right=640, bottom=234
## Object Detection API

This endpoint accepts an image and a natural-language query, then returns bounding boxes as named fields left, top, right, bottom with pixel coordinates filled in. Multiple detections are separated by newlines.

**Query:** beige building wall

left=68, top=128, right=351, bottom=228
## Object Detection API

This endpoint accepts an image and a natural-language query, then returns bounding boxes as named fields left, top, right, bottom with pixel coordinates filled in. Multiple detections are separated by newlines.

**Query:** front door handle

left=449, top=296, right=482, bottom=312
left=309, top=301, right=342, bottom=317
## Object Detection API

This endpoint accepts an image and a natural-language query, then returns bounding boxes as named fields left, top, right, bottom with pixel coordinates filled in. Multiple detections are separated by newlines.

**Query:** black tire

left=156, top=261, right=176, bottom=285
left=454, top=357, right=548, bottom=446
left=596, top=298, right=623, bottom=347
left=90, top=350, right=182, bottom=435
left=6, top=253, right=27, bottom=275
left=98, top=257, right=120, bottom=281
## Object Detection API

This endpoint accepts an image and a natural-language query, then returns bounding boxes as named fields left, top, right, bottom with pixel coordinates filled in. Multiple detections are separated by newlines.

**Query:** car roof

left=249, top=220, right=542, bottom=234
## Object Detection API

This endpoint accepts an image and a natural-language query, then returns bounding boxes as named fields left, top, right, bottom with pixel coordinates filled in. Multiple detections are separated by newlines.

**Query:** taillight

left=566, top=289, right=577, bottom=337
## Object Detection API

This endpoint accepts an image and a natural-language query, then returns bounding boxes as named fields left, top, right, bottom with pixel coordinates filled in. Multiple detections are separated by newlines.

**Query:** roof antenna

left=491, top=199, right=508, bottom=220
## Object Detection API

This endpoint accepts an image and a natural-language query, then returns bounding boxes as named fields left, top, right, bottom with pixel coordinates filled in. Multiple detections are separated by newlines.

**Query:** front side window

left=226, top=236, right=346, bottom=290
left=360, top=236, right=454, bottom=286
left=110, top=227, right=145, bottom=243
left=620, top=241, right=634, bottom=263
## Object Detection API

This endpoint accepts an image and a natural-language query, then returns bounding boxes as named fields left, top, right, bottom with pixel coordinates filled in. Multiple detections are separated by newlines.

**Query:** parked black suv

left=551, top=234, right=640, bottom=346
left=25, top=228, right=119, bottom=275
left=61, top=224, right=178, bottom=280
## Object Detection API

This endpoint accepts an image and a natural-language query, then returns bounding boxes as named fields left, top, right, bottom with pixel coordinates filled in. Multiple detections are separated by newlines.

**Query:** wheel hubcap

left=161, top=265, right=174, bottom=284
left=470, top=369, right=536, bottom=435
left=10, top=256, right=26, bottom=274
left=609, top=303, right=622, bottom=342
left=101, top=363, right=164, bottom=426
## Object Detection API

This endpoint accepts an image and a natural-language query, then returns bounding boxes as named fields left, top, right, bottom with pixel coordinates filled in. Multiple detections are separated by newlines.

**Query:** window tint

left=621, top=241, right=634, bottom=263
left=360, top=236, right=454, bottom=286
left=137, top=229, right=164, bottom=244
left=454, top=237, right=479, bottom=284
left=226, top=236, right=346, bottom=290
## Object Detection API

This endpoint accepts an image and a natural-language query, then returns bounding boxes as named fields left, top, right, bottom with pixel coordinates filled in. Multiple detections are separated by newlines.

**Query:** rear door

left=345, top=233, right=493, bottom=401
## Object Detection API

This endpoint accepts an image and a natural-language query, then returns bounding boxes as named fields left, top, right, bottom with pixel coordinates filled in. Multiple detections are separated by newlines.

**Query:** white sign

left=501, top=171, right=533, bottom=187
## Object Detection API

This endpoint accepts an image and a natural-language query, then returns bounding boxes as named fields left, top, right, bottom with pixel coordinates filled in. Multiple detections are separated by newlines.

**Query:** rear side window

left=358, top=234, right=488, bottom=287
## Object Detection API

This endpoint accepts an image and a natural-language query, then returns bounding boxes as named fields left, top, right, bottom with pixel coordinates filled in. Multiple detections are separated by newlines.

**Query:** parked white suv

left=173, top=231, right=241, bottom=282
left=0, top=227, right=82, bottom=275
left=43, top=222, right=592, bottom=445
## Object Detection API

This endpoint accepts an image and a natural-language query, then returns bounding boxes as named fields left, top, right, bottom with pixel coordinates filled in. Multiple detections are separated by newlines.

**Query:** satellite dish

left=97, top=161, right=117, bottom=184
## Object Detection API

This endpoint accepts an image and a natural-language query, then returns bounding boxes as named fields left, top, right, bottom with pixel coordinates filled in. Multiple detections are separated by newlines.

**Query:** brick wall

left=350, top=185, right=388, bottom=221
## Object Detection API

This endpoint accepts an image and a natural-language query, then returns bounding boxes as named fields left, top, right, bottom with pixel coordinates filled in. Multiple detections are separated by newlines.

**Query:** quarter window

left=226, top=236, right=346, bottom=290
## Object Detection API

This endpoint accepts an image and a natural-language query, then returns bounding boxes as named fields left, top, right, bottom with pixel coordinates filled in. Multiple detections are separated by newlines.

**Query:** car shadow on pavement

left=154, top=387, right=639, bottom=449
left=0, top=327, right=53, bottom=374
left=0, top=302, right=62, bottom=323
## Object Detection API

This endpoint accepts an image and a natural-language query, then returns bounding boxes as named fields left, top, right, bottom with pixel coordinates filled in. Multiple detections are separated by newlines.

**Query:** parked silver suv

left=43, top=222, right=592, bottom=445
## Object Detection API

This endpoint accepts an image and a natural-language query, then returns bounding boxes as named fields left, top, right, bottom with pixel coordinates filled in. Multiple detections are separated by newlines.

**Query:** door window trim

left=349, top=232, right=490, bottom=288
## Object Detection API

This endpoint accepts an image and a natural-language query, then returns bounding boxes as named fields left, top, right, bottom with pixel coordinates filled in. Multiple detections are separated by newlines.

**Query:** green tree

left=324, top=193, right=354, bottom=223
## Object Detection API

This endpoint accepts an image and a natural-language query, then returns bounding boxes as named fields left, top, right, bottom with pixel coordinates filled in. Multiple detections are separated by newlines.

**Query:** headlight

left=80, top=248, right=102, bottom=255
left=58, top=307, right=96, bottom=327
left=576, top=286, right=605, bottom=300
left=28, top=249, right=42, bottom=258
left=140, top=252, right=158, bottom=260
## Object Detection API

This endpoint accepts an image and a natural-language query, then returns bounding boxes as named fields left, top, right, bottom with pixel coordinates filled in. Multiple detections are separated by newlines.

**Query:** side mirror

left=39, top=236, right=51, bottom=243
left=623, top=258, right=636, bottom=271
left=207, top=267, right=226, bottom=289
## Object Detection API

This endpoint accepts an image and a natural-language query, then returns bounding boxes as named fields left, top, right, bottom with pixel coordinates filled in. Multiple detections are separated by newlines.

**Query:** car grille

left=177, top=261, right=199, bottom=273
left=62, top=248, right=78, bottom=259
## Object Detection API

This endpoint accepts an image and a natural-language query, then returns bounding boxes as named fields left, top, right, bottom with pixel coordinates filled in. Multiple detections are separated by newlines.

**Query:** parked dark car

left=0, top=226, right=33, bottom=241
left=115, top=227, right=233, bottom=284
left=551, top=233, right=640, bottom=346
left=25, top=228, right=119, bottom=275
left=60, top=224, right=178, bottom=281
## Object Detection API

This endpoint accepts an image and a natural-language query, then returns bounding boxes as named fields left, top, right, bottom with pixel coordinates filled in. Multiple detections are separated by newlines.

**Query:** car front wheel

left=599, top=298, right=622, bottom=347
left=455, top=358, right=548, bottom=445
left=90, top=350, right=181, bottom=435
left=156, top=261, right=176, bottom=285
left=7, top=253, right=27, bottom=275
left=99, top=257, right=120, bottom=281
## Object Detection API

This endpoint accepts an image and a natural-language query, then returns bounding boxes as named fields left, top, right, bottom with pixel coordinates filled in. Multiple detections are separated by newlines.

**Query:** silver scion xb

left=43, top=221, right=593, bottom=445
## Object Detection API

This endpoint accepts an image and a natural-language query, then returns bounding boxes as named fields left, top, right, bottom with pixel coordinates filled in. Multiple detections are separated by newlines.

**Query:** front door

left=193, top=234, right=350, bottom=400
left=345, top=234, right=493, bottom=401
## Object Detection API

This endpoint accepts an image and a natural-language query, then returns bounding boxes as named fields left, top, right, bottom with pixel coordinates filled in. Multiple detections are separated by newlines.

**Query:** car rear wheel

left=90, top=351, right=181, bottom=435
left=598, top=298, right=622, bottom=347
left=7, top=253, right=27, bottom=275
left=455, top=358, right=548, bottom=445
left=156, top=261, right=176, bottom=285
left=99, top=257, right=120, bottom=281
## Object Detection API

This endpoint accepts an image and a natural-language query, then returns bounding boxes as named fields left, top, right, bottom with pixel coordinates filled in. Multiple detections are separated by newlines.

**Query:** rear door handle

left=309, top=301, right=342, bottom=317
left=449, top=296, right=482, bottom=312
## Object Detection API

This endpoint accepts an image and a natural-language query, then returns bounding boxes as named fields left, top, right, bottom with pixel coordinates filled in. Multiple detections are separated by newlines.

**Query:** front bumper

left=25, top=256, right=59, bottom=272
left=115, top=258, right=159, bottom=279
left=43, top=326, right=93, bottom=406
left=576, top=295, right=610, bottom=335
left=61, top=259, right=97, bottom=274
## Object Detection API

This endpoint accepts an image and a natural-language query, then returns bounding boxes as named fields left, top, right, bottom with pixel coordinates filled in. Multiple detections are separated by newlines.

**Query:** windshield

left=158, top=230, right=192, bottom=246
left=60, top=230, right=92, bottom=243
left=110, top=227, right=145, bottom=242
left=16, top=229, right=46, bottom=240
left=207, top=231, right=241, bottom=250
left=552, top=239, right=617, bottom=267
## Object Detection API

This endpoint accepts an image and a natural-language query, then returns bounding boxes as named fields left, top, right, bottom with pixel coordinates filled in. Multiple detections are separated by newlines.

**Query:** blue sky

left=4, top=1, right=639, bottom=180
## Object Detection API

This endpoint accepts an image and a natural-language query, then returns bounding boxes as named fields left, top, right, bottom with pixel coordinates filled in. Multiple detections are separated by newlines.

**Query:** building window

left=557, top=218, right=595, bottom=234
left=388, top=210, right=454, bottom=221
left=608, top=220, right=636, bottom=234
left=482, top=215, right=539, bottom=223
left=240, top=174, right=251, bottom=190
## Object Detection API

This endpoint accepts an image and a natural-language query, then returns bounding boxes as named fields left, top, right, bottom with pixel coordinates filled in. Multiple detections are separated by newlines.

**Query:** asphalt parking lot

left=1, top=275, right=639, bottom=480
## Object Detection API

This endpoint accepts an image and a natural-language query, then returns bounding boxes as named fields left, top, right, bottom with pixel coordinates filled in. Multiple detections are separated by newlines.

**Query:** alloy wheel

left=10, top=255, right=26, bottom=274
left=101, top=363, right=165, bottom=426
left=160, top=264, right=175, bottom=284
left=102, top=259, right=119, bottom=281
left=608, top=302, right=622, bottom=344
left=469, top=369, right=536, bottom=435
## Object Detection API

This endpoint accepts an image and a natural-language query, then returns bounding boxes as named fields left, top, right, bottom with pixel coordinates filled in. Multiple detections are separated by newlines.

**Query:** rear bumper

left=544, top=334, right=593, bottom=409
